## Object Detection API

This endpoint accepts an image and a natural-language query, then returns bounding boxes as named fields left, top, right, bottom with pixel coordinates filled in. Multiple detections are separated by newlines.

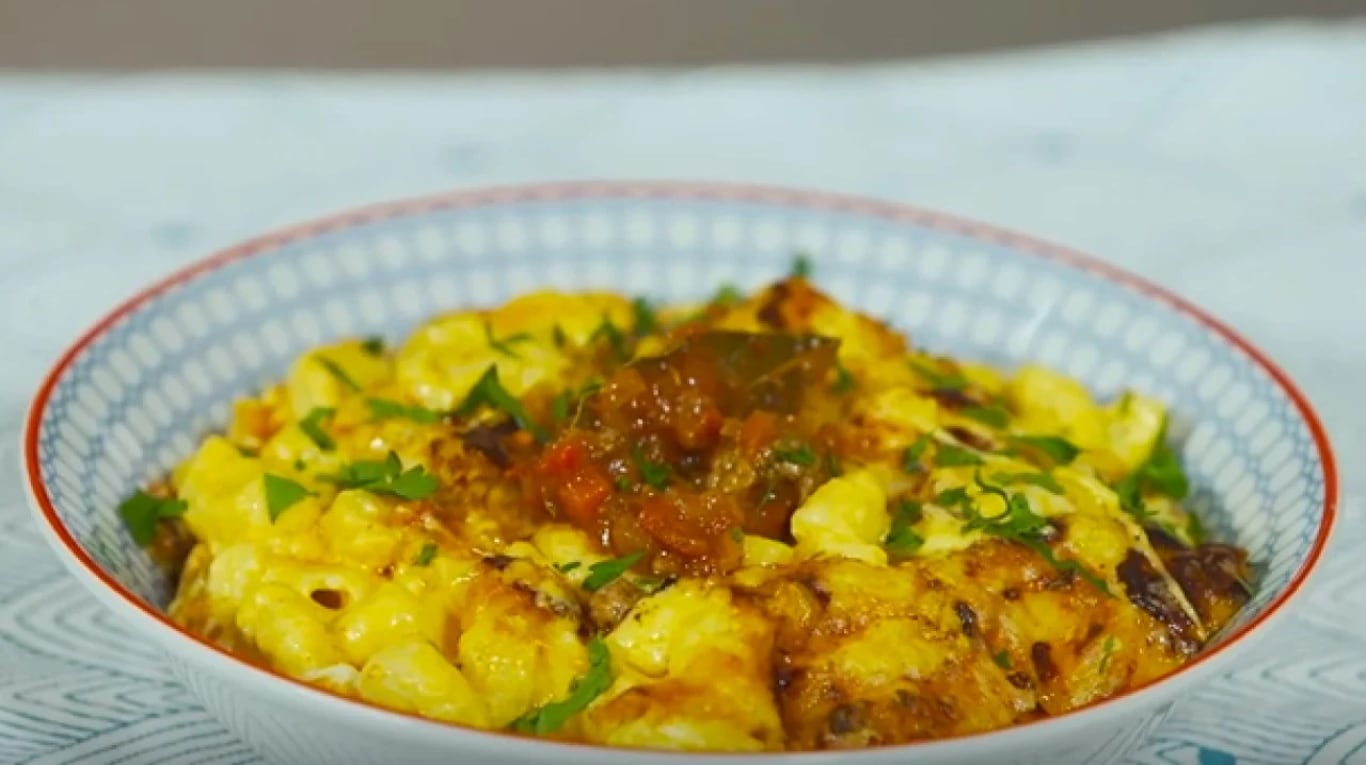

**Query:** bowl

left=22, top=182, right=1337, bottom=765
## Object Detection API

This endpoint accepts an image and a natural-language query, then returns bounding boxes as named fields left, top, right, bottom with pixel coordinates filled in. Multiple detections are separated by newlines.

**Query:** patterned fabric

left=2, top=21, right=1365, bottom=765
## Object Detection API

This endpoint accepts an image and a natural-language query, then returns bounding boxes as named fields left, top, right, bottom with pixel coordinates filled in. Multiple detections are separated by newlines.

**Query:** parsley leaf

left=552, top=324, right=568, bottom=348
left=1098, top=635, right=1117, bottom=674
left=555, top=561, right=582, bottom=573
left=1007, top=435, right=1081, bottom=466
left=263, top=474, right=313, bottom=521
left=831, top=360, right=856, bottom=394
left=902, top=435, right=932, bottom=473
left=729, top=527, right=745, bottom=543
left=550, top=389, right=574, bottom=425
left=299, top=407, right=337, bottom=451
left=631, top=297, right=658, bottom=337
left=712, top=284, right=742, bottom=305
left=967, top=473, right=1111, bottom=596
left=825, top=451, right=843, bottom=477
left=413, top=541, right=438, bottom=566
left=632, top=447, right=670, bottom=490
left=323, top=451, right=439, bottom=500
left=773, top=443, right=817, bottom=467
left=591, top=317, right=630, bottom=361
left=367, top=397, right=444, bottom=424
left=885, top=500, right=925, bottom=557
left=1139, top=442, right=1189, bottom=500
left=991, top=471, right=1064, bottom=495
left=317, top=357, right=361, bottom=392
left=960, top=404, right=1009, bottom=429
left=509, top=637, right=613, bottom=735
left=360, top=336, right=385, bottom=356
left=934, top=443, right=985, bottom=467
left=484, top=321, right=534, bottom=359
left=1185, top=512, right=1207, bottom=546
left=909, top=359, right=967, bottom=391
left=992, top=650, right=1012, bottom=669
left=118, top=490, right=188, bottom=546
left=582, top=550, right=645, bottom=592
left=934, top=486, right=972, bottom=510
left=791, top=253, right=812, bottom=278
left=454, top=365, right=549, bottom=443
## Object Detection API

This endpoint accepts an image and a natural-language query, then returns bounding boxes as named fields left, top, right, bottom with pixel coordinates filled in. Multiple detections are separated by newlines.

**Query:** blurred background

left=1, top=0, right=1364, bottom=69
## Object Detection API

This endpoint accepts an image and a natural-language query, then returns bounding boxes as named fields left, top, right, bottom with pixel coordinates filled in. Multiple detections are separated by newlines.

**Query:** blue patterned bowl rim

left=21, top=181, right=1340, bottom=757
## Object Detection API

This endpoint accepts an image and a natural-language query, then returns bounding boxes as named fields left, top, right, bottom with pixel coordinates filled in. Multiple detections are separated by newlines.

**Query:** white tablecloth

left=2, top=20, right=1364, bottom=765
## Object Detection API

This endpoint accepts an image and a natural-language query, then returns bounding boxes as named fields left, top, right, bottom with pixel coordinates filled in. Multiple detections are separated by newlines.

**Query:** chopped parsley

left=1007, top=435, right=1081, bottom=466
left=791, top=252, right=813, bottom=278
left=825, top=451, right=843, bottom=477
left=990, top=471, right=1064, bottom=495
left=316, top=357, right=361, bottom=392
left=885, top=500, right=925, bottom=557
left=118, top=490, right=188, bottom=546
left=1185, top=511, right=1208, bottom=546
left=413, top=541, right=438, bottom=566
left=484, top=321, right=534, bottom=359
left=902, top=435, right=932, bottom=473
left=509, top=637, right=613, bottom=735
left=591, top=316, right=630, bottom=361
left=992, top=650, right=1012, bottom=669
left=934, top=486, right=972, bottom=510
left=552, top=324, right=568, bottom=348
left=366, top=397, right=444, bottom=424
left=960, top=404, right=1009, bottom=429
left=934, top=443, right=985, bottom=468
left=360, top=336, right=385, bottom=356
left=1098, top=635, right=1117, bottom=674
left=773, top=443, right=817, bottom=467
left=831, top=360, right=856, bottom=394
left=555, top=561, right=582, bottom=573
left=712, top=284, right=742, bottom=305
left=550, top=389, right=574, bottom=425
left=729, top=527, right=745, bottom=543
left=582, top=550, right=645, bottom=592
left=966, top=474, right=1110, bottom=596
left=322, top=451, right=439, bottom=500
left=632, top=447, right=670, bottom=490
left=909, top=359, right=967, bottom=391
left=454, top=365, right=549, bottom=443
left=631, top=297, right=658, bottom=337
left=299, top=407, right=337, bottom=451
left=263, top=474, right=313, bottom=521
left=1114, top=436, right=1191, bottom=525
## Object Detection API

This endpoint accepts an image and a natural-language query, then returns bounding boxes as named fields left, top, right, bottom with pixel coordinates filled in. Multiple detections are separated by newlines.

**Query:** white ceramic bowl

left=23, top=182, right=1337, bottom=765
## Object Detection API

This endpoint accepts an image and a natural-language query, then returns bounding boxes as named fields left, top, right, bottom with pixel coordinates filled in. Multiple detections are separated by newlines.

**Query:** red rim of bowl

left=23, top=181, right=1339, bottom=758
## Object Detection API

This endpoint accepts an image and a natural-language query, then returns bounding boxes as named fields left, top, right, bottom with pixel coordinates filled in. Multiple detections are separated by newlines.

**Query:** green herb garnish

left=413, top=541, right=438, bottom=566
left=825, top=451, right=843, bottom=477
left=934, top=486, right=972, bottom=510
left=360, top=336, right=385, bottom=356
left=1113, top=434, right=1191, bottom=524
left=550, top=390, right=574, bottom=425
left=992, top=650, right=1012, bottom=669
left=323, top=451, right=439, bottom=500
left=317, top=357, right=361, bottom=392
left=961, top=405, right=1010, bottom=429
left=791, top=253, right=812, bottom=278
left=773, top=443, right=817, bottom=467
left=118, top=490, right=188, bottom=546
left=582, top=550, right=646, bottom=592
left=909, top=359, right=967, bottom=391
left=632, top=447, right=670, bottom=490
left=832, top=361, right=856, bottom=394
left=967, top=474, right=1110, bottom=596
left=934, top=443, right=985, bottom=467
left=990, top=471, right=1064, bottom=495
left=712, top=284, right=742, bottom=305
left=299, top=407, right=337, bottom=451
left=1007, top=435, right=1081, bottom=466
left=902, top=435, right=932, bottom=473
left=1185, top=512, right=1207, bottom=546
left=729, top=527, right=745, bottom=543
left=552, top=324, right=568, bottom=348
left=885, top=500, right=925, bottom=556
left=591, top=317, right=630, bottom=361
left=631, top=297, right=658, bottom=337
left=367, top=397, right=444, bottom=424
left=509, top=637, right=613, bottom=735
left=455, top=365, right=549, bottom=443
left=484, top=321, right=534, bottom=359
left=263, top=474, right=313, bottom=521
left=1098, top=635, right=1117, bottom=674
left=555, top=561, right=582, bottom=573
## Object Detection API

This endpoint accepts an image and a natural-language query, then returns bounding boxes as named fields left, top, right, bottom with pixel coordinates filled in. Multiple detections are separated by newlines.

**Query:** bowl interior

left=29, top=185, right=1329, bottom=650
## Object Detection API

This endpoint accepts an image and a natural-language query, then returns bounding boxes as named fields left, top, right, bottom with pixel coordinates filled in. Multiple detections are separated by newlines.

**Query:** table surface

left=2, top=20, right=1364, bottom=765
